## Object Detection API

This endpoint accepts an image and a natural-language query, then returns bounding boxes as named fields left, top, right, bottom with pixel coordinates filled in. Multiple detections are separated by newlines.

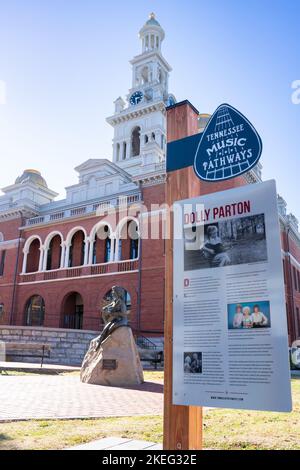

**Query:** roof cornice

left=107, top=101, right=166, bottom=126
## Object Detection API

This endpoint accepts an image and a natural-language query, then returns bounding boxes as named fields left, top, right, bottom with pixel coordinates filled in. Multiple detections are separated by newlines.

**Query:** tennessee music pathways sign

left=194, top=104, right=262, bottom=182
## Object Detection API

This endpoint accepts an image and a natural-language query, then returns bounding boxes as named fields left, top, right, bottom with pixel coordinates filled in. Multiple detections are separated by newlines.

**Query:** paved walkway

left=0, top=361, right=80, bottom=373
left=0, top=375, right=163, bottom=421
left=67, top=437, right=162, bottom=450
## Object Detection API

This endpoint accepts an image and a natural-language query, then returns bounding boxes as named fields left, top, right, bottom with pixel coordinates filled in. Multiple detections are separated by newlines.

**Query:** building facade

left=0, top=14, right=299, bottom=352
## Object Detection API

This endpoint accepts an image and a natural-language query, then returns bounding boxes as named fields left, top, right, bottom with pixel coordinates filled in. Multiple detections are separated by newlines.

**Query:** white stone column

left=110, top=235, right=116, bottom=262
left=60, top=242, right=66, bottom=268
left=42, top=248, right=48, bottom=271
left=38, top=245, right=45, bottom=272
left=84, top=237, right=90, bottom=265
left=88, top=237, right=95, bottom=265
left=64, top=243, right=71, bottom=268
left=21, top=249, right=28, bottom=274
left=126, top=138, right=130, bottom=159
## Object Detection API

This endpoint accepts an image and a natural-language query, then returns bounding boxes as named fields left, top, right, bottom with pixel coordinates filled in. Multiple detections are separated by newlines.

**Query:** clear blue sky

left=0, top=1, right=299, bottom=218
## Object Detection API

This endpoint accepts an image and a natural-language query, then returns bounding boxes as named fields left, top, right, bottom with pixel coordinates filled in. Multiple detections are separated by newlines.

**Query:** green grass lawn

left=0, top=375, right=299, bottom=450
left=203, top=377, right=300, bottom=450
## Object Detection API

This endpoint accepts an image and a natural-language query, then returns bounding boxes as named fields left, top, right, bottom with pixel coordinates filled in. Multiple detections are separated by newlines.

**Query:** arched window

left=68, top=230, right=85, bottom=267
left=141, top=66, right=149, bottom=84
left=131, top=127, right=141, bottom=157
left=123, top=141, right=127, bottom=160
left=105, top=238, right=111, bottom=263
left=61, top=292, right=83, bottom=329
left=0, top=303, right=4, bottom=319
left=151, top=35, right=155, bottom=49
left=116, top=143, right=120, bottom=161
left=25, top=295, right=45, bottom=326
left=118, top=220, right=139, bottom=261
left=46, top=235, right=62, bottom=270
left=92, top=225, right=111, bottom=264
left=26, top=238, right=41, bottom=273
left=130, top=238, right=139, bottom=259
left=158, top=67, right=164, bottom=83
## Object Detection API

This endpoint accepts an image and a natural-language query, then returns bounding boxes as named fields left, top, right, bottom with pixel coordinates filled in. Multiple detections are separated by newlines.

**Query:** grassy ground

left=203, top=377, right=300, bottom=450
left=0, top=375, right=299, bottom=450
left=0, top=416, right=163, bottom=450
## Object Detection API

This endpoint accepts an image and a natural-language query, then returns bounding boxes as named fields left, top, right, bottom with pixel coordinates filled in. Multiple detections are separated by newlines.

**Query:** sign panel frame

left=172, top=180, right=292, bottom=412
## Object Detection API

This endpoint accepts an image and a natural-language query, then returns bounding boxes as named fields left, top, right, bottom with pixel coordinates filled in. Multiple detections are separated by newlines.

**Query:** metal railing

left=134, top=334, right=158, bottom=350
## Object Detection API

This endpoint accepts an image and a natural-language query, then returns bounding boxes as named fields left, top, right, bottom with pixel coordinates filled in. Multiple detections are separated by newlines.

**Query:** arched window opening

left=0, top=303, right=5, bottom=320
left=151, top=34, right=154, bottom=49
left=0, top=250, right=6, bottom=276
left=151, top=132, right=156, bottom=141
left=141, top=66, right=149, bottom=84
left=61, top=292, right=83, bottom=329
left=105, top=238, right=111, bottom=263
left=68, top=231, right=85, bottom=267
left=26, top=238, right=41, bottom=273
left=123, top=141, right=127, bottom=160
left=116, top=143, right=120, bottom=161
left=158, top=68, right=164, bottom=84
left=119, top=220, right=139, bottom=261
left=130, top=238, right=139, bottom=260
left=46, top=235, right=62, bottom=271
left=131, top=126, right=141, bottom=157
left=144, top=134, right=149, bottom=144
left=25, top=295, right=45, bottom=326
left=92, top=225, right=111, bottom=264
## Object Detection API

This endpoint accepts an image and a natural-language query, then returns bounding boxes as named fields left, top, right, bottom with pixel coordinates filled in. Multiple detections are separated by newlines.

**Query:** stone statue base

left=80, top=326, right=144, bottom=386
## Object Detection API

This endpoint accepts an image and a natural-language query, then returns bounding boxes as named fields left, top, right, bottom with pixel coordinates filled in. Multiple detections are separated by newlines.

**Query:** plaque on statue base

left=80, top=326, right=144, bottom=387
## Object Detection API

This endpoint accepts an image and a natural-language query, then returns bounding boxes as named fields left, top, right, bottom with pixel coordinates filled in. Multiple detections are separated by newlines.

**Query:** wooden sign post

left=163, top=100, right=247, bottom=450
left=163, top=101, right=202, bottom=450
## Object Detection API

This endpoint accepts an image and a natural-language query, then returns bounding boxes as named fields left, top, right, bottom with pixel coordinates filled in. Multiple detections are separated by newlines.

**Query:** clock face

left=130, top=91, right=143, bottom=106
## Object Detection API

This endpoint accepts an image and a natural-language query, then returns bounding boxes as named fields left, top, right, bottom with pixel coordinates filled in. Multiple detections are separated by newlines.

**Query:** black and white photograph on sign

left=184, top=213, right=267, bottom=271
left=184, top=352, right=202, bottom=374
left=227, top=301, right=271, bottom=330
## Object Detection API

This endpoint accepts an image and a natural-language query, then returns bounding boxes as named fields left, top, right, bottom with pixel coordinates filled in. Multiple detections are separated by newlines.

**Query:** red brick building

left=0, top=15, right=299, bottom=355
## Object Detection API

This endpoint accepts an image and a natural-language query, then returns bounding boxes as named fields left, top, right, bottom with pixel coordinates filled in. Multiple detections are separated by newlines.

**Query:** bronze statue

left=94, top=286, right=129, bottom=350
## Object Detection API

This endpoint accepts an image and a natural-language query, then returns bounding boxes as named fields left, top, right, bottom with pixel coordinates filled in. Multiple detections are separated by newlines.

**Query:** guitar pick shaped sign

left=194, top=103, right=262, bottom=181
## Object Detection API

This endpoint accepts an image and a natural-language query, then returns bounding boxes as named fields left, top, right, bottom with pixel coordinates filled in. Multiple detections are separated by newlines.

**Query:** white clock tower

left=106, top=13, right=176, bottom=177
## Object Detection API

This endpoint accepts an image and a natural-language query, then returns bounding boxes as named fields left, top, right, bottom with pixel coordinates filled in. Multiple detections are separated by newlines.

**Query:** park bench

left=138, top=348, right=164, bottom=369
left=134, top=334, right=164, bottom=369
left=3, top=342, right=51, bottom=368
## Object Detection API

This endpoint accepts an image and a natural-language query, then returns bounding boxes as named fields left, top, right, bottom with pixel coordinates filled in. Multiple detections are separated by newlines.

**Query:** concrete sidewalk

left=0, top=374, right=163, bottom=421
left=67, top=437, right=162, bottom=450
left=0, top=361, right=80, bottom=374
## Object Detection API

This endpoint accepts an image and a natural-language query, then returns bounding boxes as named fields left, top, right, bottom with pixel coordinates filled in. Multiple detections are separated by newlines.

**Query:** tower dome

left=139, top=13, right=165, bottom=52
left=15, top=169, right=48, bottom=188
